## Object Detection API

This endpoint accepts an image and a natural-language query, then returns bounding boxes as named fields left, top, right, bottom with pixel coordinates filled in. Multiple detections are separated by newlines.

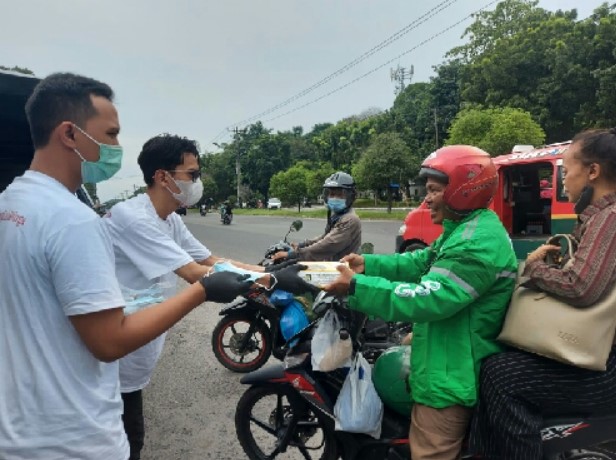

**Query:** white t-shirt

left=104, top=193, right=211, bottom=393
left=0, top=171, right=128, bottom=460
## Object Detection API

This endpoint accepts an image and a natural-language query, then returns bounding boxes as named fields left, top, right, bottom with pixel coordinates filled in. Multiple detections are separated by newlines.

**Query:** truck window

left=556, top=164, right=568, bottom=202
left=0, top=71, right=39, bottom=192
left=502, top=161, right=553, bottom=237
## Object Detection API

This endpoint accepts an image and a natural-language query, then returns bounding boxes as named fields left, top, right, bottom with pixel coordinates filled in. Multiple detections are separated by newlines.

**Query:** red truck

left=396, top=142, right=576, bottom=259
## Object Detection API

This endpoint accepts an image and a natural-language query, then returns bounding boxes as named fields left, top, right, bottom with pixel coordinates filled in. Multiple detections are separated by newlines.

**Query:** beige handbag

left=497, top=234, right=616, bottom=371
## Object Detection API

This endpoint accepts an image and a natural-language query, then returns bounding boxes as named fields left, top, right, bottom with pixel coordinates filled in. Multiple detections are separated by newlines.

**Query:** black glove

left=264, top=258, right=299, bottom=273
left=200, top=272, right=252, bottom=303
left=272, top=264, right=319, bottom=295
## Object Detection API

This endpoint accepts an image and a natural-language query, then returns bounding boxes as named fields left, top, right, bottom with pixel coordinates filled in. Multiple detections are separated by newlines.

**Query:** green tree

left=451, top=1, right=616, bottom=140
left=291, top=161, right=335, bottom=202
left=448, top=0, right=548, bottom=63
left=305, top=123, right=334, bottom=140
left=242, top=134, right=291, bottom=198
left=202, top=149, right=235, bottom=202
left=353, top=133, right=418, bottom=211
left=270, top=165, right=309, bottom=211
left=311, top=118, right=377, bottom=170
left=430, top=60, right=464, bottom=149
left=306, top=162, right=335, bottom=203
left=390, top=82, right=436, bottom=155
left=0, top=65, right=34, bottom=75
left=201, top=175, right=218, bottom=203
left=446, top=107, right=545, bottom=155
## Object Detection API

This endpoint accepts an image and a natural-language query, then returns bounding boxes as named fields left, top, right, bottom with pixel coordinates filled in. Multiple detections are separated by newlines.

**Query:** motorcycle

left=220, top=206, right=233, bottom=225
left=200, top=204, right=207, bottom=216
left=234, top=291, right=616, bottom=460
left=211, top=221, right=410, bottom=373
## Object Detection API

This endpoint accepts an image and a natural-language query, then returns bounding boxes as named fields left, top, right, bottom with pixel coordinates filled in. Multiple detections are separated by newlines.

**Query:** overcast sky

left=0, top=0, right=606, bottom=201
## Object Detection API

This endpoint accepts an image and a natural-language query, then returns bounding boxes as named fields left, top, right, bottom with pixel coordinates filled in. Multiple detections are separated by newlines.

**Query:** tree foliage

left=446, top=107, right=545, bottom=155
left=353, top=133, right=419, bottom=211
left=270, top=165, right=309, bottom=211
left=453, top=0, right=616, bottom=141
left=0, top=65, right=34, bottom=75
left=202, top=1, right=614, bottom=203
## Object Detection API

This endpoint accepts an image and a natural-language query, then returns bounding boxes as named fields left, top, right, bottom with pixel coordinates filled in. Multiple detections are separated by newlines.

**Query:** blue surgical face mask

left=327, top=198, right=347, bottom=213
left=73, top=124, right=123, bottom=183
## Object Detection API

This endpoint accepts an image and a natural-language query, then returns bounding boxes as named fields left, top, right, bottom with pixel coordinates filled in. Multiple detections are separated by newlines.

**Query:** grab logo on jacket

left=394, top=281, right=441, bottom=298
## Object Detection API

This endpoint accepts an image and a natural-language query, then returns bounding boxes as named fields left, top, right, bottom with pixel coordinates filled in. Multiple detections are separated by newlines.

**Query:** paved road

left=183, top=212, right=403, bottom=259
left=140, top=214, right=402, bottom=460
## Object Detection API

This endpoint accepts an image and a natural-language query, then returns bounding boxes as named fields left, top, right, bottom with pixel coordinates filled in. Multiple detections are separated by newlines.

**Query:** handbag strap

left=545, top=234, right=578, bottom=266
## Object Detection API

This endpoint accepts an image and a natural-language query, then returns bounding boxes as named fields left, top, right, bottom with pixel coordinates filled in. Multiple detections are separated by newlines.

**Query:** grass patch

left=354, top=198, right=421, bottom=208
left=230, top=208, right=408, bottom=220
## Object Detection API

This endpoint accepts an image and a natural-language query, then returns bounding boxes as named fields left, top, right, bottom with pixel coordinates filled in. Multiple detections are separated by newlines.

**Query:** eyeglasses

left=168, top=169, right=202, bottom=183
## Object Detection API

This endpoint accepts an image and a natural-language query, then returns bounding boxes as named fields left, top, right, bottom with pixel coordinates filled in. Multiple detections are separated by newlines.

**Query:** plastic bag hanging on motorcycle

left=334, top=352, right=384, bottom=439
left=311, top=309, right=353, bottom=372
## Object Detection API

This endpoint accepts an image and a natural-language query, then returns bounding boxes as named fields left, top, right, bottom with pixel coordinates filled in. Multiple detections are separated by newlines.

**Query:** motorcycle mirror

left=291, top=220, right=303, bottom=232
left=359, top=242, right=374, bottom=255
left=284, top=220, right=303, bottom=243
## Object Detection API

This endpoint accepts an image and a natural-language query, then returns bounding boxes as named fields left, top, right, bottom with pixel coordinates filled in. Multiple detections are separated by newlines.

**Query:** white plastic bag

left=311, top=309, right=352, bottom=371
left=333, top=352, right=384, bottom=438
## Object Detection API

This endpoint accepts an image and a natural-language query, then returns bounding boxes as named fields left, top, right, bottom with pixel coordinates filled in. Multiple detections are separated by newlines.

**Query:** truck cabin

left=0, top=70, right=39, bottom=193
left=0, top=70, right=93, bottom=206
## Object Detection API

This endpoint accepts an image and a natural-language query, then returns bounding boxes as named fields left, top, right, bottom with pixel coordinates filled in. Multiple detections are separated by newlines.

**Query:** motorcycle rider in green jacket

left=325, top=145, right=517, bottom=460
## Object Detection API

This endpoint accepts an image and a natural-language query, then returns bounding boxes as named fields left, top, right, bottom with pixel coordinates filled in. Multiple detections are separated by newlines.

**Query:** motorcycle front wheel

left=235, top=384, right=338, bottom=460
left=212, top=314, right=272, bottom=373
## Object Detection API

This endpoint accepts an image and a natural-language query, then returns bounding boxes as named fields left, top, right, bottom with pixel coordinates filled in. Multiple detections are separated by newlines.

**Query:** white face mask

left=166, top=174, right=203, bottom=207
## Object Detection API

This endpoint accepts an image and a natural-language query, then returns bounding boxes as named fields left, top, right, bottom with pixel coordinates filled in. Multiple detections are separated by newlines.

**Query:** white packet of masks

left=298, top=261, right=348, bottom=287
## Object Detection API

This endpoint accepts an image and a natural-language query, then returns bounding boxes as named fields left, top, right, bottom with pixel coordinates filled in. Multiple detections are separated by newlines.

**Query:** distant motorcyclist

left=273, top=171, right=361, bottom=261
left=220, top=200, right=232, bottom=218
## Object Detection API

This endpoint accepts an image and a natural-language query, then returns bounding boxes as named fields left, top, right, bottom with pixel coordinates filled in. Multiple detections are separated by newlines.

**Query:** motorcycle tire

left=212, top=315, right=272, bottom=373
left=561, top=448, right=616, bottom=460
left=235, top=384, right=338, bottom=460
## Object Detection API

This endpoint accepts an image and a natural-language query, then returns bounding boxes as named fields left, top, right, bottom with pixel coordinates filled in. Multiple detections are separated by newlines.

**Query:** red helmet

left=419, top=145, right=497, bottom=213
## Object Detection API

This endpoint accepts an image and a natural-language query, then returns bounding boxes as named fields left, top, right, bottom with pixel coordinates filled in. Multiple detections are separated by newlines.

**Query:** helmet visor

left=418, top=167, right=449, bottom=184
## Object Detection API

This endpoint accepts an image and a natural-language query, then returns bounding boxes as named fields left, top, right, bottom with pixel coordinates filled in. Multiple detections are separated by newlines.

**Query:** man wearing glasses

left=103, top=134, right=267, bottom=459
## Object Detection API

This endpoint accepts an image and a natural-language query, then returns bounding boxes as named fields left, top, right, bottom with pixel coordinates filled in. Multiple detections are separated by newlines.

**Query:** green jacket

left=348, top=209, right=517, bottom=408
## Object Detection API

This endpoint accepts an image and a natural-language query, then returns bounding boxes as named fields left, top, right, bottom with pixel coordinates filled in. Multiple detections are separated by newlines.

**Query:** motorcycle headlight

left=397, top=224, right=406, bottom=236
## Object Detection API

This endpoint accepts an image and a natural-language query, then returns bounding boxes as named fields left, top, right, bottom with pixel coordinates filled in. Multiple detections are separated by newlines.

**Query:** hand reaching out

left=341, top=253, right=365, bottom=274
left=323, top=264, right=355, bottom=296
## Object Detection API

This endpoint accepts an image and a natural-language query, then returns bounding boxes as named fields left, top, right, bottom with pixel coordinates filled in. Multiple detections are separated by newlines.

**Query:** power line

left=263, top=0, right=499, bottom=123
left=210, top=0, right=460, bottom=144
left=231, top=0, right=459, bottom=127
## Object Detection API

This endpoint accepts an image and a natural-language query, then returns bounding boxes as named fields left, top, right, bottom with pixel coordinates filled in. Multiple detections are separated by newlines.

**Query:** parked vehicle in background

left=175, top=206, right=187, bottom=216
left=396, top=142, right=576, bottom=259
left=267, top=198, right=281, bottom=209
left=0, top=70, right=40, bottom=193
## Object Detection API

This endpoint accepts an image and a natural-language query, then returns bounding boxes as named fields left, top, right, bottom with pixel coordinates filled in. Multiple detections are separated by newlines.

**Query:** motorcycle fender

left=240, top=364, right=286, bottom=385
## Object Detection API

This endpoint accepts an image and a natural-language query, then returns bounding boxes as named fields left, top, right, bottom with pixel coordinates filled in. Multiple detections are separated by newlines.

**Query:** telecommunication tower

left=390, top=64, right=414, bottom=95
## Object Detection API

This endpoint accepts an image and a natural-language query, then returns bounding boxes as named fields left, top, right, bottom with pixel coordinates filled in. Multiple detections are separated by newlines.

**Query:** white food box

left=298, top=261, right=348, bottom=287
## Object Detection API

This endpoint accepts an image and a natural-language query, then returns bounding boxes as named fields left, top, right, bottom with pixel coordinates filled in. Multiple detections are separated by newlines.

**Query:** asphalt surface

left=140, top=214, right=402, bottom=459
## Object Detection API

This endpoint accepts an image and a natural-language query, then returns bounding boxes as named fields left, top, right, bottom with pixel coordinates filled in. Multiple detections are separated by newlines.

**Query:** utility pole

left=434, top=108, right=439, bottom=149
left=230, top=127, right=244, bottom=207
left=390, top=64, right=414, bottom=95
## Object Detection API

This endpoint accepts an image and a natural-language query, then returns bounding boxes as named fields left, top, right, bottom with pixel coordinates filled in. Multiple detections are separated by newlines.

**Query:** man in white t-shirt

left=0, top=73, right=252, bottom=460
left=104, top=133, right=275, bottom=459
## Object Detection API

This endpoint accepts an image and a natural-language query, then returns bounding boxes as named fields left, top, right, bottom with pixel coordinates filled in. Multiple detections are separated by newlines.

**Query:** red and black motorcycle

left=211, top=221, right=410, bottom=373
left=234, top=291, right=616, bottom=460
